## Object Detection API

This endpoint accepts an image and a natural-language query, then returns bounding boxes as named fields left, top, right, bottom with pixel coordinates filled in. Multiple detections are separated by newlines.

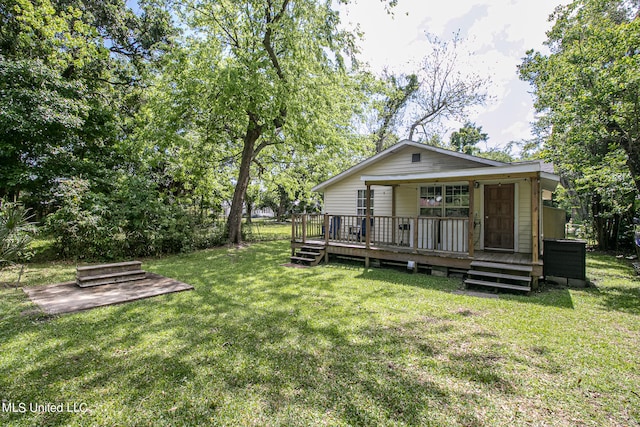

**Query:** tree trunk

left=227, top=122, right=261, bottom=244
left=278, top=189, right=287, bottom=222
left=246, top=199, right=253, bottom=224
left=624, top=140, right=640, bottom=197
left=408, top=124, right=417, bottom=141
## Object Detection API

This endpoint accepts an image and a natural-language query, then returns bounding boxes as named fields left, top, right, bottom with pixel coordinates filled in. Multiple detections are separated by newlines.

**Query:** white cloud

left=340, top=0, right=570, bottom=149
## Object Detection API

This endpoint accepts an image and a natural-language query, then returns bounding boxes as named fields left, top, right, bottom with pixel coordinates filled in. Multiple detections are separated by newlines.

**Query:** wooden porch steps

left=464, top=279, right=531, bottom=292
left=76, top=261, right=146, bottom=288
left=468, top=261, right=533, bottom=273
left=290, top=245, right=326, bottom=267
left=466, top=270, right=532, bottom=283
left=464, top=260, right=532, bottom=293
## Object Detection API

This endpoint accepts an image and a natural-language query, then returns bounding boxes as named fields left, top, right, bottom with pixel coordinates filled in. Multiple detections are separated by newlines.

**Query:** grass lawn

left=242, top=220, right=291, bottom=242
left=1, top=241, right=639, bottom=426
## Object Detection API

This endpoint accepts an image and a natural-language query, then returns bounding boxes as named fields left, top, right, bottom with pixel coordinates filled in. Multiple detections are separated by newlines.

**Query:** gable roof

left=312, top=139, right=506, bottom=192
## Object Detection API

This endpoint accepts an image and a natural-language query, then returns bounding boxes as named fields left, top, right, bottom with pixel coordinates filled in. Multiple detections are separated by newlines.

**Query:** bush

left=0, top=200, right=37, bottom=266
left=45, top=176, right=201, bottom=260
left=45, top=179, right=115, bottom=259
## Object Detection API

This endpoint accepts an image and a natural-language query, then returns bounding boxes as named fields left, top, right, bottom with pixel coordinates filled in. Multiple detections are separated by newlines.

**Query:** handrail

left=292, top=214, right=469, bottom=254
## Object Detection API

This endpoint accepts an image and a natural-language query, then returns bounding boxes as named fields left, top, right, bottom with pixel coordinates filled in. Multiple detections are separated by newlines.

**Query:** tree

left=449, top=121, right=488, bottom=155
left=519, top=0, right=640, bottom=248
left=176, top=0, right=365, bottom=244
left=0, top=0, right=174, bottom=211
left=407, top=34, right=489, bottom=141
left=519, top=0, right=640, bottom=195
left=371, top=71, right=419, bottom=153
left=0, top=0, right=108, bottom=203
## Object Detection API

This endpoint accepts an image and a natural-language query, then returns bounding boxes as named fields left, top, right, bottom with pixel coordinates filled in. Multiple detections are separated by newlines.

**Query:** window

left=412, top=153, right=421, bottom=163
left=357, top=189, right=374, bottom=216
left=419, top=185, right=442, bottom=217
left=420, top=185, right=469, bottom=217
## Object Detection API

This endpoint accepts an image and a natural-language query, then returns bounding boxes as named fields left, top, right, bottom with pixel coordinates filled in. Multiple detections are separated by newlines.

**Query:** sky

left=338, top=0, right=570, bottom=151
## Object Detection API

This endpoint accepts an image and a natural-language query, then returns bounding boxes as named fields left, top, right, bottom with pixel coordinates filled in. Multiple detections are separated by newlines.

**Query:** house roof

left=361, top=162, right=560, bottom=191
left=311, top=139, right=505, bottom=192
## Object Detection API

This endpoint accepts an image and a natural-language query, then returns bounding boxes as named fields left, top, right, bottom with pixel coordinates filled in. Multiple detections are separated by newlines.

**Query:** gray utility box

left=543, top=239, right=587, bottom=281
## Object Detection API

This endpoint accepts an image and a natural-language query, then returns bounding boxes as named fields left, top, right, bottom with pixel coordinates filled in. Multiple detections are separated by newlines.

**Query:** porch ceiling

left=361, top=163, right=560, bottom=191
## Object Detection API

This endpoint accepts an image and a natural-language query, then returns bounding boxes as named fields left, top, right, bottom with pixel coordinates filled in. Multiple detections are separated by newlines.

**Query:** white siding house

left=292, top=140, right=562, bottom=291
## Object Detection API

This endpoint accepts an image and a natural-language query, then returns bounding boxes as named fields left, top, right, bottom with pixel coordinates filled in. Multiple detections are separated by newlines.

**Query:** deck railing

left=292, top=214, right=469, bottom=254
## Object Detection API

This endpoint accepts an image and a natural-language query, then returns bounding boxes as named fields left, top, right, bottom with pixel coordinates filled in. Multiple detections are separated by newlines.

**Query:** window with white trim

left=356, top=189, right=374, bottom=216
left=419, top=185, right=469, bottom=217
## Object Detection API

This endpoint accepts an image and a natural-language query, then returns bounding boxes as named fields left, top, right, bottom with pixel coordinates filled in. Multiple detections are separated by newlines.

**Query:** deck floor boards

left=23, top=273, right=193, bottom=315
left=297, top=240, right=540, bottom=267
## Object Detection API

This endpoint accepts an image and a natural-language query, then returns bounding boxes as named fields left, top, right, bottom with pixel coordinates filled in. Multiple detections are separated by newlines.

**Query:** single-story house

left=291, top=140, right=565, bottom=292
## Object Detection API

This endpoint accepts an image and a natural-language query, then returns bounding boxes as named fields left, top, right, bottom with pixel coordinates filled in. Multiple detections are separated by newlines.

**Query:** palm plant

left=0, top=200, right=37, bottom=267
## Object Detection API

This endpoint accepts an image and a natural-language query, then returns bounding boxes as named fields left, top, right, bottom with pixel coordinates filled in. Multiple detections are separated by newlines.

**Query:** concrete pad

left=22, top=273, right=193, bottom=315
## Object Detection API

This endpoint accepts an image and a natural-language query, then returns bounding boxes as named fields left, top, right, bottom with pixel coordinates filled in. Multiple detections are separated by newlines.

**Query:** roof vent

left=412, top=153, right=421, bottom=163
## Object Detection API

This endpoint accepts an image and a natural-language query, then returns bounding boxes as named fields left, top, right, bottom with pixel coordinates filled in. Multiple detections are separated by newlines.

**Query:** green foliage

left=0, top=0, right=112, bottom=202
left=449, top=121, right=488, bottom=155
left=45, top=176, right=200, bottom=260
left=151, top=0, right=370, bottom=243
left=2, top=0, right=453, bottom=255
left=0, top=0, right=105, bottom=68
left=0, top=0, right=202, bottom=260
left=0, top=200, right=37, bottom=265
left=519, top=0, right=640, bottom=249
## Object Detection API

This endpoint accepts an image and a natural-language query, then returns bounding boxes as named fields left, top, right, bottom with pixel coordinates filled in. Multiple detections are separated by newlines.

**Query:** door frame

left=480, top=182, right=518, bottom=252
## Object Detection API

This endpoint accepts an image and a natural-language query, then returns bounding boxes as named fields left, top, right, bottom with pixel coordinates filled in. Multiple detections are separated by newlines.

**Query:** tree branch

left=254, top=139, right=280, bottom=158
left=262, top=0, right=289, bottom=82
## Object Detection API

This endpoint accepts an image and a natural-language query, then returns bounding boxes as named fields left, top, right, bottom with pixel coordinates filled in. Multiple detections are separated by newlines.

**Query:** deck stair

left=465, top=260, right=532, bottom=292
left=290, top=245, right=326, bottom=267
left=76, top=261, right=146, bottom=288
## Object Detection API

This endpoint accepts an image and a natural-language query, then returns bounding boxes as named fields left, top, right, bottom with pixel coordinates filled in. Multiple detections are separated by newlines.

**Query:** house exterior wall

left=320, top=145, right=543, bottom=255
left=323, top=181, right=392, bottom=216
left=322, top=145, right=487, bottom=216
left=518, top=180, right=532, bottom=254
left=395, top=186, right=417, bottom=217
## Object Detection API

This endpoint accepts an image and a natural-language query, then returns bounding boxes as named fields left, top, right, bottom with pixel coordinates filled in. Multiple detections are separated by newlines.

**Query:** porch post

left=392, top=185, right=397, bottom=245
left=532, top=176, right=540, bottom=263
left=413, top=217, right=419, bottom=253
left=324, top=214, right=330, bottom=265
left=291, top=214, right=296, bottom=243
left=324, top=213, right=329, bottom=246
left=365, top=184, right=371, bottom=267
left=291, top=215, right=296, bottom=256
left=468, top=180, right=475, bottom=257
left=302, top=214, right=307, bottom=244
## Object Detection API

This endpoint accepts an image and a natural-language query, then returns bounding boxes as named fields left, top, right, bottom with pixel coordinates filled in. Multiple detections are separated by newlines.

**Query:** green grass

left=1, top=242, right=639, bottom=426
left=242, top=220, right=291, bottom=242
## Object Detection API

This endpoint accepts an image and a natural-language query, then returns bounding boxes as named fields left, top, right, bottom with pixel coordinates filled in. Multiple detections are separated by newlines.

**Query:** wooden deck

left=23, top=273, right=194, bottom=315
left=292, top=240, right=541, bottom=273
left=291, top=214, right=543, bottom=292
left=473, top=251, right=535, bottom=266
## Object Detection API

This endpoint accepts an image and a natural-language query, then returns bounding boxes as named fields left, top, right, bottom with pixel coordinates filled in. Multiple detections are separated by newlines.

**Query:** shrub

left=45, top=176, right=200, bottom=260
left=0, top=200, right=37, bottom=266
